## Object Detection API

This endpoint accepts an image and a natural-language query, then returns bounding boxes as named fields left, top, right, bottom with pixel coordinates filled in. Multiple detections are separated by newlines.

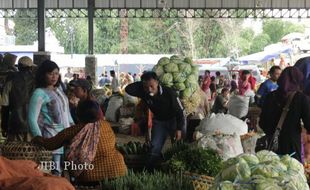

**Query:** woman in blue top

left=28, top=60, right=74, bottom=176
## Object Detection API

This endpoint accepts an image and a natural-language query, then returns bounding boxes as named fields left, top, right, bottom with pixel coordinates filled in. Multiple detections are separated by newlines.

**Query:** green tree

left=95, top=18, right=120, bottom=54
left=12, top=10, right=37, bottom=45
left=249, top=33, right=271, bottom=54
left=47, top=18, right=88, bottom=54
left=262, top=20, right=305, bottom=43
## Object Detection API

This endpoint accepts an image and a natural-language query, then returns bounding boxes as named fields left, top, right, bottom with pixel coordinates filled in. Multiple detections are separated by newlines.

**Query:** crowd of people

left=196, top=63, right=310, bottom=163
left=0, top=57, right=127, bottom=185
left=1, top=53, right=310, bottom=188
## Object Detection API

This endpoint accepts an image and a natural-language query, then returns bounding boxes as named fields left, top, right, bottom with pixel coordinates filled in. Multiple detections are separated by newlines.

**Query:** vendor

left=125, top=71, right=185, bottom=169
left=212, top=88, right=230, bottom=114
left=32, top=100, right=127, bottom=182
left=69, top=78, right=104, bottom=121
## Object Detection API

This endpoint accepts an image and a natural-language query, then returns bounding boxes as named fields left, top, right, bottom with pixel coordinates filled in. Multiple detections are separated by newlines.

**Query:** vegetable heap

left=165, top=146, right=223, bottom=177
left=152, top=55, right=201, bottom=114
left=211, top=150, right=309, bottom=190
left=116, top=141, right=149, bottom=156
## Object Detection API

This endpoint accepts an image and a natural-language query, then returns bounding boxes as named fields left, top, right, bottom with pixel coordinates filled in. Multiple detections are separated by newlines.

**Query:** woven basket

left=183, top=172, right=214, bottom=190
left=0, top=141, right=52, bottom=163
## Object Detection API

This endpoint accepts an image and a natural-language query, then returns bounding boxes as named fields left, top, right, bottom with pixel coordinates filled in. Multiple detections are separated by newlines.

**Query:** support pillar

left=35, top=0, right=50, bottom=67
left=38, top=0, right=45, bottom=52
left=85, top=55, right=97, bottom=86
left=88, top=0, right=94, bottom=55
left=33, top=52, right=51, bottom=66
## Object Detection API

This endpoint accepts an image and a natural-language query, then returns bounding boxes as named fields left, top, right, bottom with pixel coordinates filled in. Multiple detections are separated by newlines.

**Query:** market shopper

left=295, top=57, right=310, bottom=96
left=201, top=70, right=211, bottom=94
left=211, top=88, right=230, bottom=114
left=210, top=76, right=217, bottom=100
left=32, top=100, right=126, bottom=182
left=110, top=70, right=120, bottom=94
left=230, top=74, right=238, bottom=94
left=256, top=66, right=282, bottom=107
left=259, top=67, right=310, bottom=162
left=70, top=78, right=104, bottom=120
left=187, top=89, right=210, bottom=142
left=28, top=60, right=74, bottom=176
left=125, top=71, right=185, bottom=168
left=238, top=70, right=252, bottom=96
left=0, top=56, right=36, bottom=141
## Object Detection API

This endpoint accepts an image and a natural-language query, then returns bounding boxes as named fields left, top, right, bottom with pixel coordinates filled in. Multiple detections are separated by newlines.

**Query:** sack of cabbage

left=210, top=150, right=309, bottom=190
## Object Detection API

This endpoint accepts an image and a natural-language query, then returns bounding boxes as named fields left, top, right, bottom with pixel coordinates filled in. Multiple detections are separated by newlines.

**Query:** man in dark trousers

left=125, top=71, right=185, bottom=168
left=1, top=56, right=36, bottom=141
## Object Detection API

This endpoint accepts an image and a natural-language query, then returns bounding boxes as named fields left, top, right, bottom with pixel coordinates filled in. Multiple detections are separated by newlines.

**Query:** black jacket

left=125, top=82, right=185, bottom=130
left=259, top=91, right=310, bottom=162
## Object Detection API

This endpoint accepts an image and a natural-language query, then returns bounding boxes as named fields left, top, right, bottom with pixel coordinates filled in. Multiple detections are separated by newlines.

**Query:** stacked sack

left=152, top=55, right=200, bottom=114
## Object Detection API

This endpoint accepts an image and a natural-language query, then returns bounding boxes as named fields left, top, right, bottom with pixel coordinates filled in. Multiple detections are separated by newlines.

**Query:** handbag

left=255, top=91, right=296, bottom=152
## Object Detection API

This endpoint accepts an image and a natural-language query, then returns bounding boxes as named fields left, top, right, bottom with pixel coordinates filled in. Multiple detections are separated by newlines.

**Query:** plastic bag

left=105, top=95, right=123, bottom=122
left=197, top=133, right=244, bottom=160
left=241, top=133, right=260, bottom=154
left=228, top=95, right=250, bottom=119
left=197, top=113, right=248, bottom=136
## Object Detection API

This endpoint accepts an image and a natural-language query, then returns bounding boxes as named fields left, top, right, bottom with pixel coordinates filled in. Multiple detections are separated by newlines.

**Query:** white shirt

left=112, top=77, right=120, bottom=92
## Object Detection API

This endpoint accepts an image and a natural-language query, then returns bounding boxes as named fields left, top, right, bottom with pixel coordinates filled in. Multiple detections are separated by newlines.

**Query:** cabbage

left=181, top=88, right=193, bottom=98
left=238, top=154, right=259, bottom=168
left=280, top=170, right=309, bottom=190
left=158, top=57, right=170, bottom=66
left=160, top=73, right=173, bottom=86
left=178, top=63, right=192, bottom=76
left=256, top=150, right=280, bottom=163
left=280, top=155, right=304, bottom=173
left=191, top=65, right=199, bottom=75
left=252, top=164, right=279, bottom=178
left=268, top=160, right=287, bottom=173
left=174, top=82, right=186, bottom=91
left=164, top=63, right=179, bottom=73
left=220, top=158, right=251, bottom=182
left=187, top=74, right=198, bottom=83
left=173, top=72, right=187, bottom=83
left=153, top=65, right=164, bottom=77
left=184, top=57, right=193, bottom=64
left=210, top=181, right=235, bottom=190
left=255, top=178, right=282, bottom=190
left=222, top=157, right=240, bottom=169
left=170, top=55, right=182, bottom=62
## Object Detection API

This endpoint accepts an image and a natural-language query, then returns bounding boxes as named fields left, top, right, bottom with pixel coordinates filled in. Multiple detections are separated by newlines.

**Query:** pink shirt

left=238, top=80, right=251, bottom=96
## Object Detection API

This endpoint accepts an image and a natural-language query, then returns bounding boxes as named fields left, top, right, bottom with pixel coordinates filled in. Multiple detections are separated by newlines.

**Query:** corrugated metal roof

left=0, top=0, right=309, bottom=9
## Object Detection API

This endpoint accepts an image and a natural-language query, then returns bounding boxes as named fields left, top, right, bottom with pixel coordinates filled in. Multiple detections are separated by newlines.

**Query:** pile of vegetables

left=211, top=150, right=309, bottom=190
left=101, top=170, right=194, bottom=190
left=152, top=55, right=201, bottom=114
left=116, top=141, right=149, bottom=156
left=164, top=146, right=223, bottom=177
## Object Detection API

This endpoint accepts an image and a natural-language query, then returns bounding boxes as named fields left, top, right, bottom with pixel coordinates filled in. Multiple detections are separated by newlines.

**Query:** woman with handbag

left=259, top=67, right=310, bottom=162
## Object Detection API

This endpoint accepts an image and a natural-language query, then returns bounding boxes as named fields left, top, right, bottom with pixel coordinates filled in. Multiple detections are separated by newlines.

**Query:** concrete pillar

left=33, top=52, right=51, bottom=66
left=85, top=55, right=97, bottom=87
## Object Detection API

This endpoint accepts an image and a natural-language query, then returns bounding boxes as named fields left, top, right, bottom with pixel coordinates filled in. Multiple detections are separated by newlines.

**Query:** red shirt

left=201, top=76, right=211, bottom=92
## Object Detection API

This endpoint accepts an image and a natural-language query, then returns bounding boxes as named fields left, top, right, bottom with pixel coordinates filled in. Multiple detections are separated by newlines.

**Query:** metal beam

left=88, top=0, right=94, bottom=55
left=38, top=0, right=45, bottom=52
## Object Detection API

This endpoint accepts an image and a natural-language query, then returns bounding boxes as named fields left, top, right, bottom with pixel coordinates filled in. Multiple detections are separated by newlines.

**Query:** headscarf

left=66, top=100, right=101, bottom=177
left=277, top=67, right=304, bottom=98
left=294, top=57, right=310, bottom=96
left=67, top=122, right=100, bottom=177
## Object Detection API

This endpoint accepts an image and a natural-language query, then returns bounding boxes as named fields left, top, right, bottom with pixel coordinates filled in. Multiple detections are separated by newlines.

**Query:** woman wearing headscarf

left=294, top=57, right=310, bottom=162
left=32, top=100, right=127, bottom=183
left=295, top=56, right=310, bottom=96
left=259, top=67, right=310, bottom=162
